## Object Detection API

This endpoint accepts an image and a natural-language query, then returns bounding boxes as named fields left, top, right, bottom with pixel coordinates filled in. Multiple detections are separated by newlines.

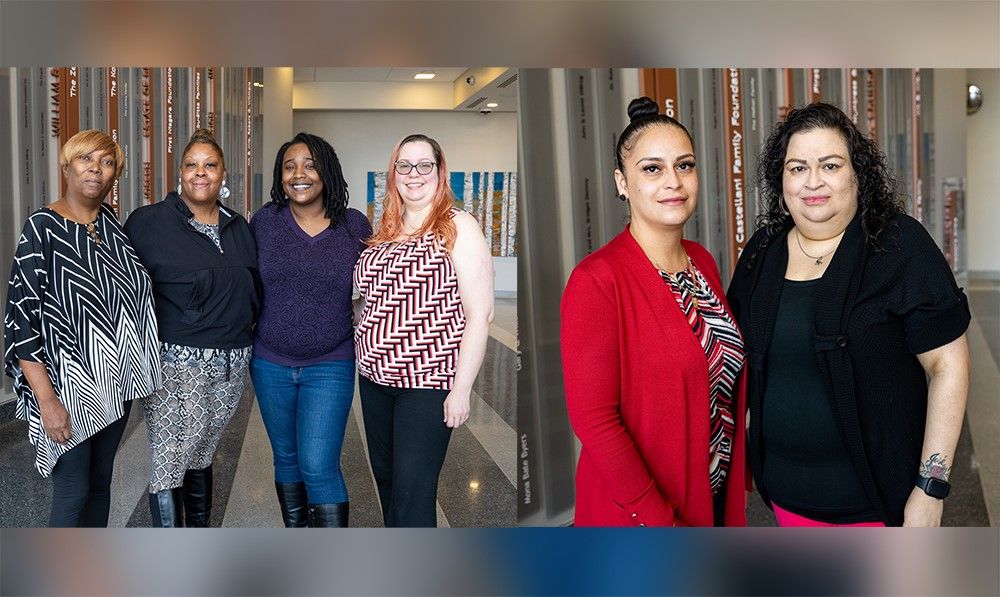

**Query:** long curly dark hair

left=751, top=102, right=903, bottom=267
left=270, top=132, right=349, bottom=227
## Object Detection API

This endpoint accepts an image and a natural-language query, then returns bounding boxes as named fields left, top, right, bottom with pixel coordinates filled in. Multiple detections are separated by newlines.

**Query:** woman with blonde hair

left=4, top=129, right=160, bottom=526
left=354, top=134, right=494, bottom=527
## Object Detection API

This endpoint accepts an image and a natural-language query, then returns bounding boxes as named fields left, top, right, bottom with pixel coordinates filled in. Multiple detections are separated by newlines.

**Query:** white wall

left=293, top=110, right=518, bottom=294
left=966, top=69, right=1000, bottom=273
left=262, top=68, right=294, bottom=173
left=930, top=69, right=968, bottom=248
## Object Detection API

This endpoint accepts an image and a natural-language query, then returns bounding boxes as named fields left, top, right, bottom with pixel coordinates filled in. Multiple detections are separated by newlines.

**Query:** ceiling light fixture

left=414, top=72, right=436, bottom=80
left=486, top=102, right=498, bottom=108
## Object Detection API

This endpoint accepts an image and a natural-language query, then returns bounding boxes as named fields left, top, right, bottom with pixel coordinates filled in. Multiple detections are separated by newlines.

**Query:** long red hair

left=368, top=134, right=457, bottom=252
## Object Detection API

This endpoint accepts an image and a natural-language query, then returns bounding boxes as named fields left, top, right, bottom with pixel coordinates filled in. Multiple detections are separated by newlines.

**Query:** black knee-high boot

left=274, top=482, right=310, bottom=527
left=149, top=487, right=184, bottom=527
left=308, top=502, right=349, bottom=528
left=182, top=466, right=213, bottom=527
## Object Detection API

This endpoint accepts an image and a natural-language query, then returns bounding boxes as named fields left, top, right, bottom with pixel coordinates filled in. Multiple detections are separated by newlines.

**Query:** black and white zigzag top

left=354, top=211, right=466, bottom=390
left=660, top=261, right=745, bottom=495
left=3, top=205, right=161, bottom=477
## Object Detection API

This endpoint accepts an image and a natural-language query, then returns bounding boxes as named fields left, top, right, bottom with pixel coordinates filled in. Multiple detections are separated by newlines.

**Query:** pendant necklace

left=794, top=228, right=836, bottom=265
left=649, top=253, right=700, bottom=310
left=85, top=220, right=103, bottom=246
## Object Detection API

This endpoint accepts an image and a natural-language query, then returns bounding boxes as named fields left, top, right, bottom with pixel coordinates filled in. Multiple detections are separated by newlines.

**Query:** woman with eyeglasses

left=354, top=134, right=495, bottom=527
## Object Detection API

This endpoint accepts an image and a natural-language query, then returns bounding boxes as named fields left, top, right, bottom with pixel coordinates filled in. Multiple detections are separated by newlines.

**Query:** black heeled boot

left=183, top=466, right=213, bottom=527
left=275, top=482, right=310, bottom=527
left=308, top=502, right=349, bottom=528
left=149, top=487, right=185, bottom=527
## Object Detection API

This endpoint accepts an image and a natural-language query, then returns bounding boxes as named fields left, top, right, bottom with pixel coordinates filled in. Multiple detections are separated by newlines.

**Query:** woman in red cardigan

left=561, top=97, right=747, bottom=527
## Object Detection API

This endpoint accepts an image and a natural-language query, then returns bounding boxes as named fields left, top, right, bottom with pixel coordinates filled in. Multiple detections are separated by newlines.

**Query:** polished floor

left=0, top=298, right=517, bottom=528
left=746, top=274, right=999, bottom=526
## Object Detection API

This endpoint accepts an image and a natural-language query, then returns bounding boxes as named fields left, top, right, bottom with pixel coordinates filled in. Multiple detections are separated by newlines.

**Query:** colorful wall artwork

left=367, top=170, right=518, bottom=257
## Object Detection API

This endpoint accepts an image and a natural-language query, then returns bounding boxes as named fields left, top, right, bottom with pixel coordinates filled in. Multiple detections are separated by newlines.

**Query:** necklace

left=85, top=220, right=102, bottom=246
left=794, top=228, right=836, bottom=265
left=648, top=253, right=700, bottom=309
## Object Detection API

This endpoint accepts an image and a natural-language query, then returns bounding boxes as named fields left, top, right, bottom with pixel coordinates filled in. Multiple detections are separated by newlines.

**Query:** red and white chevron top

left=353, top=215, right=466, bottom=390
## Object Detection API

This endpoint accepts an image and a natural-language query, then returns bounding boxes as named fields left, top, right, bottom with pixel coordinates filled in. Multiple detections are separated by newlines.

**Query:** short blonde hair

left=59, top=129, right=125, bottom=178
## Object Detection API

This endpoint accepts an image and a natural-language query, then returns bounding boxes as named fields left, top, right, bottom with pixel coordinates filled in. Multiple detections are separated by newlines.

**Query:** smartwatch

left=916, top=475, right=951, bottom=499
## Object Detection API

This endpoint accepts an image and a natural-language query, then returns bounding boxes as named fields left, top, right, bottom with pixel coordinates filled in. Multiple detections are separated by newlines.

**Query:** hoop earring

left=781, top=200, right=790, bottom=215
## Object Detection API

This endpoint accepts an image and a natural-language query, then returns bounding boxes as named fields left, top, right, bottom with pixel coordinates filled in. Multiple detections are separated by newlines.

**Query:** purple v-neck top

left=250, top=202, right=372, bottom=367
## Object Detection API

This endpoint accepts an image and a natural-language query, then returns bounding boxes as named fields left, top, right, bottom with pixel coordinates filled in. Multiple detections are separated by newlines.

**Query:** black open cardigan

left=727, top=212, right=970, bottom=526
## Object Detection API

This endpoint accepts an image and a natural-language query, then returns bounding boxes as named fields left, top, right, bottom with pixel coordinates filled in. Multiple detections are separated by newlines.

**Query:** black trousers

left=358, top=376, right=452, bottom=527
left=49, top=401, right=132, bottom=527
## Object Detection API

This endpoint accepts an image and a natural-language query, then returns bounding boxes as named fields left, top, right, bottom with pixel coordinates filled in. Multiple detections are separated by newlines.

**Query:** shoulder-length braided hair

left=270, top=132, right=349, bottom=227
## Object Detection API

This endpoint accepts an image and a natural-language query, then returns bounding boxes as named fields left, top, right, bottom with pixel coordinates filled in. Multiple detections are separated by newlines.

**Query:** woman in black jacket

left=125, top=129, right=260, bottom=527
left=727, top=103, right=970, bottom=527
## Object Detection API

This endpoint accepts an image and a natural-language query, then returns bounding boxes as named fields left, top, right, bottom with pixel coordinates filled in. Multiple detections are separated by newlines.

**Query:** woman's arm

left=903, top=334, right=969, bottom=526
left=443, top=212, right=495, bottom=428
left=5, top=221, right=71, bottom=445
left=561, top=266, right=676, bottom=526
left=18, top=359, right=72, bottom=445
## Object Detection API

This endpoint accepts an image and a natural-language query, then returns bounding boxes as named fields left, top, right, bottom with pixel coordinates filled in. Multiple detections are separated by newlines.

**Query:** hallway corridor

left=0, top=300, right=517, bottom=528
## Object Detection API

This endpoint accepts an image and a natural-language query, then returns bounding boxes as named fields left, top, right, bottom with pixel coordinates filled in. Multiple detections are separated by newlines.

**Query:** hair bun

left=627, top=97, right=660, bottom=123
left=189, top=128, right=217, bottom=143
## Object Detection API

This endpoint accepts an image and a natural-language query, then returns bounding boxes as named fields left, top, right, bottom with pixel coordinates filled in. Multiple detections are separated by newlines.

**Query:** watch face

left=919, top=476, right=951, bottom=499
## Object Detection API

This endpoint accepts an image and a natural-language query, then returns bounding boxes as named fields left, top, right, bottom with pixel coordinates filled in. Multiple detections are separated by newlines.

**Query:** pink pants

left=773, top=503, right=885, bottom=527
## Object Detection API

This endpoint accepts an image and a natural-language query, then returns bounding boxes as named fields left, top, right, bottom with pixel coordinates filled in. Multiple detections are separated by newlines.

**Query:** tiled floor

left=745, top=274, right=999, bottom=526
left=0, top=298, right=517, bottom=528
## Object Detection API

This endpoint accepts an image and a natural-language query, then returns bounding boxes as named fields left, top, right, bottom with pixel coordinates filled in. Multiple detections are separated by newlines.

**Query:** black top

left=124, top=192, right=260, bottom=349
left=727, top=213, right=970, bottom=526
left=762, top=278, right=877, bottom=523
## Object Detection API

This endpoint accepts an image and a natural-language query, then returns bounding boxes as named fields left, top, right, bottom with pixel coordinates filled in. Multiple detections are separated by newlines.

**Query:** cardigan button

left=639, top=523, right=646, bottom=527
left=836, top=336, right=847, bottom=348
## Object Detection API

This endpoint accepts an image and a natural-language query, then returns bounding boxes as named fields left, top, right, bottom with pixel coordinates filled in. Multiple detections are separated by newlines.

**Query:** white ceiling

left=294, top=67, right=471, bottom=83
left=293, top=67, right=517, bottom=112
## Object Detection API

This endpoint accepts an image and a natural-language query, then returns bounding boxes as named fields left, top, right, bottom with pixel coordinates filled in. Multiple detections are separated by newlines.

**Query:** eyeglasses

left=394, top=161, right=436, bottom=175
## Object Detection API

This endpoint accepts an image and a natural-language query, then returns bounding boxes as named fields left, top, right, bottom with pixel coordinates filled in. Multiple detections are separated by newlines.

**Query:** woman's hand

left=443, top=389, right=471, bottom=428
left=902, top=486, right=944, bottom=527
left=18, top=359, right=72, bottom=444
left=40, top=397, right=72, bottom=444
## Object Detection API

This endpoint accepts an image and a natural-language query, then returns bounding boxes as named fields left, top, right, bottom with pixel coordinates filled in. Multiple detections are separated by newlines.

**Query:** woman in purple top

left=250, top=132, right=372, bottom=527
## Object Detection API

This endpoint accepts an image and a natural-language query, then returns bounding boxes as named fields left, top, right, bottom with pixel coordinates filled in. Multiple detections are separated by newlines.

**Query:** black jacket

left=124, top=192, right=260, bottom=349
left=727, top=213, right=970, bottom=526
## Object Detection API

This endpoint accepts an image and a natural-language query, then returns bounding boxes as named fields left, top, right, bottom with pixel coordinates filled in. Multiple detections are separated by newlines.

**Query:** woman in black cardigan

left=727, top=103, right=970, bottom=527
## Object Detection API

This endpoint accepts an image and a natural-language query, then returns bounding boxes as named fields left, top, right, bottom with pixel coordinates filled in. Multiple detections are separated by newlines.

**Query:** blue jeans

left=249, top=356, right=355, bottom=504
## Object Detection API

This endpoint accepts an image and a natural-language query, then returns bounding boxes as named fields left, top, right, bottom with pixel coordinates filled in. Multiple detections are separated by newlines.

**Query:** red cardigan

left=560, top=226, right=747, bottom=527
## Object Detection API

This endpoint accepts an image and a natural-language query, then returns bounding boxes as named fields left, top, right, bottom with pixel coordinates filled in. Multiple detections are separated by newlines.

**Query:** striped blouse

left=353, top=212, right=466, bottom=390
left=660, top=260, right=745, bottom=495
left=3, top=206, right=161, bottom=477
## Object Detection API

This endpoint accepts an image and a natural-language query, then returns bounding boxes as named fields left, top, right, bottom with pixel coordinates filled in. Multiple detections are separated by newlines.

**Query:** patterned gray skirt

left=142, top=342, right=251, bottom=493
